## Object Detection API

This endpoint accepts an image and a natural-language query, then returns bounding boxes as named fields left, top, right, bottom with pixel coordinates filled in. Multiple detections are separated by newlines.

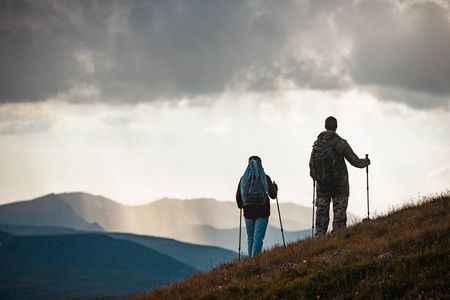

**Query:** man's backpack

left=242, top=175, right=268, bottom=207
left=310, top=139, right=340, bottom=185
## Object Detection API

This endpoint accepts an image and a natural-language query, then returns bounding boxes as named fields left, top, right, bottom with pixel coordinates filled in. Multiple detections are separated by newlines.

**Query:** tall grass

left=128, top=192, right=449, bottom=300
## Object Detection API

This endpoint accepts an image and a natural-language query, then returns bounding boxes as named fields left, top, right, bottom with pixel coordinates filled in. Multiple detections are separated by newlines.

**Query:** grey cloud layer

left=0, top=0, right=449, bottom=109
left=335, top=0, right=450, bottom=109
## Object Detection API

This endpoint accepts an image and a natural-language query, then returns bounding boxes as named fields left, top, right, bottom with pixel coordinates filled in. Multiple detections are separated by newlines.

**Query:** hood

left=317, top=131, right=341, bottom=146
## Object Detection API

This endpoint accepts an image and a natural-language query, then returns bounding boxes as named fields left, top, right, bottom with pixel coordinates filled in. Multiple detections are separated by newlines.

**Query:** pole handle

left=365, top=154, right=369, bottom=173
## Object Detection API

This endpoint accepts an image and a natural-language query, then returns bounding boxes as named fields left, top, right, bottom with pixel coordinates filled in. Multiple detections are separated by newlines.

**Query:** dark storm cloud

left=0, top=0, right=108, bottom=103
left=93, top=0, right=347, bottom=102
left=0, top=0, right=346, bottom=104
left=0, top=1, right=76, bottom=103
left=334, top=0, right=450, bottom=109
left=0, top=0, right=449, bottom=109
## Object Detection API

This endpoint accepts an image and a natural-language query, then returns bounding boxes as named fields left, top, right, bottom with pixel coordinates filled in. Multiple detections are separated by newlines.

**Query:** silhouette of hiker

left=236, top=156, right=278, bottom=257
left=309, top=116, right=370, bottom=236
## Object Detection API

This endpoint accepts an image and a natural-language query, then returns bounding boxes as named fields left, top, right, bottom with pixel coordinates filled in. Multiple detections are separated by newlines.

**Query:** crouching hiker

left=309, top=116, right=370, bottom=236
left=236, top=156, right=278, bottom=257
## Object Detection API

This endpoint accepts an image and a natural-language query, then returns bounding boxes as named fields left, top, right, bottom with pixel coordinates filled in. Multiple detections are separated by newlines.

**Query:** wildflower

left=280, top=262, right=298, bottom=271
left=303, top=260, right=307, bottom=263
left=418, top=291, right=424, bottom=300
left=378, top=252, right=392, bottom=261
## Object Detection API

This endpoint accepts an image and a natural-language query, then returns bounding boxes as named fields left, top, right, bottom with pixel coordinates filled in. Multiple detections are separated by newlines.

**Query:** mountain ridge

left=0, top=192, right=360, bottom=251
left=0, top=223, right=238, bottom=271
left=0, top=194, right=104, bottom=232
left=0, top=231, right=197, bottom=299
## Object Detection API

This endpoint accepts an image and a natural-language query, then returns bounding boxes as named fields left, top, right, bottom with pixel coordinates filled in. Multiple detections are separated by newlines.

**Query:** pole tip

left=365, top=154, right=369, bottom=159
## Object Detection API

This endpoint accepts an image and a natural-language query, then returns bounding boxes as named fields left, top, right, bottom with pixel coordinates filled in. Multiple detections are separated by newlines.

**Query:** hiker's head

left=249, top=155, right=262, bottom=164
left=325, top=116, right=338, bottom=132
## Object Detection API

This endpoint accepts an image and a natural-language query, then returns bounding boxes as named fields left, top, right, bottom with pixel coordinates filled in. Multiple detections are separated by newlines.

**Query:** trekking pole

left=274, top=182, right=286, bottom=248
left=366, top=154, right=370, bottom=221
left=238, top=208, right=242, bottom=262
left=312, top=180, right=315, bottom=238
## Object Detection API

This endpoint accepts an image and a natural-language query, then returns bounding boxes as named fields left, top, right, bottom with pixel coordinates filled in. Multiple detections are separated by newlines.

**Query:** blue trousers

left=245, top=217, right=269, bottom=257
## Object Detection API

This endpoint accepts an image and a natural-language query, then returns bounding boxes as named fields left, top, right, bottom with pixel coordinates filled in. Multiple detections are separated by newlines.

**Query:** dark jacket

left=236, top=175, right=278, bottom=219
left=310, top=131, right=369, bottom=198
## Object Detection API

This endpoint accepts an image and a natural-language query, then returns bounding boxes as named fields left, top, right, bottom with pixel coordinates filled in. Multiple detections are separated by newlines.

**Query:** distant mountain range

left=0, top=194, right=104, bottom=232
left=0, top=192, right=361, bottom=251
left=0, top=230, right=196, bottom=299
left=0, top=224, right=237, bottom=272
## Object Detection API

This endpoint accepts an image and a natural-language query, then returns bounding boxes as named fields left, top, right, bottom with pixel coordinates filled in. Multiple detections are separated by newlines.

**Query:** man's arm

left=342, top=140, right=370, bottom=168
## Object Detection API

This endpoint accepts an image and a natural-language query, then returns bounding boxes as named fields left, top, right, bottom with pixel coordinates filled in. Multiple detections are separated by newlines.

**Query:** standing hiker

left=236, top=156, right=278, bottom=257
left=309, top=116, right=370, bottom=236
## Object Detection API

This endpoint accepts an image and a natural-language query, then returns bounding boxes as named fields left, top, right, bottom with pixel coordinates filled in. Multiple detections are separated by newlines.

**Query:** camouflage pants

left=315, top=196, right=348, bottom=236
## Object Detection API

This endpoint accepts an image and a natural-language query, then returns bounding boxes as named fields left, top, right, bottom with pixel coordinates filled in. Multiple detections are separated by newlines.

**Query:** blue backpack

left=242, top=174, right=268, bottom=207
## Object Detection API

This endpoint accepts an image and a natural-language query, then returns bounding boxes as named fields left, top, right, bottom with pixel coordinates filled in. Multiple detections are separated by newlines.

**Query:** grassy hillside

left=128, top=192, right=449, bottom=300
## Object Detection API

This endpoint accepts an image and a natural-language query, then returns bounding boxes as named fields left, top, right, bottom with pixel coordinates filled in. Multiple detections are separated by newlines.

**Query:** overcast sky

left=0, top=0, right=449, bottom=218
